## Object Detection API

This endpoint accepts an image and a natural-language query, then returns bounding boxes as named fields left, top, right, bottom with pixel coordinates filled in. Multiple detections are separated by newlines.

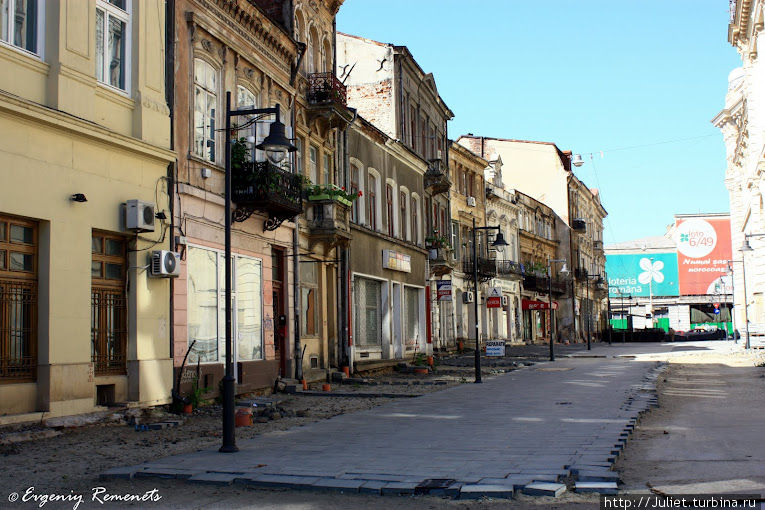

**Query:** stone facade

left=713, top=0, right=765, bottom=331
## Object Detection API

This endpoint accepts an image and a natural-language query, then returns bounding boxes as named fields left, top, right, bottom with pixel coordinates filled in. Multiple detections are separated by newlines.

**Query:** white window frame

left=186, top=244, right=264, bottom=365
left=309, top=144, right=318, bottom=185
left=412, top=193, right=422, bottom=246
left=0, top=0, right=44, bottom=58
left=399, top=186, right=410, bottom=242
left=95, top=0, right=131, bottom=94
left=367, top=168, right=382, bottom=231
left=193, top=58, right=219, bottom=163
left=386, top=177, right=398, bottom=238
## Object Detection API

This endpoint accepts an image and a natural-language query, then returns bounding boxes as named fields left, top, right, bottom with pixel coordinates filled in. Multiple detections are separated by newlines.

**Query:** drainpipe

left=165, top=0, right=175, bottom=362
left=291, top=98, right=302, bottom=381
left=341, top=109, right=357, bottom=371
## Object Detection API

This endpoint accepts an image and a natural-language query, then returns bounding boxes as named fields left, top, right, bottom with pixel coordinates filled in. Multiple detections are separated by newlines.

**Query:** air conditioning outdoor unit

left=150, top=250, right=181, bottom=278
left=466, top=196, right=477, bottom=207
left=125, top=200, right=155, bottom=232
left=501, top=295, right=509, bottom=307
left=463, top=291, right=475, bottom=304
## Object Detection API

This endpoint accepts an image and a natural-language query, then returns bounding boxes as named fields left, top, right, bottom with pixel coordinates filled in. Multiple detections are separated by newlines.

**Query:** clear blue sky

left=337, top=0, right=741, bottom=244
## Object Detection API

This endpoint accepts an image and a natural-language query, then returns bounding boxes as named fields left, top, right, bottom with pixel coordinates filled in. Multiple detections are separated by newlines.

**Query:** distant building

left=606, top=213, right=733, bottom=335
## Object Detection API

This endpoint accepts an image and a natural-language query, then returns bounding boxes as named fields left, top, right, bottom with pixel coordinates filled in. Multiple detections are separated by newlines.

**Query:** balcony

left=523, top=273, right=567, bottom=295
left=462, top=257, right=497, bottom=280
left=495, top=260, right=524, bottom=279
left=429, top=246, right=454, bottom=276
left=571, top=218, right=587, bottom=233
left=424, top=158, right=451, bottom=195
left=574, top=267, right=589, bottom=281
left=306, top=196, right=352, bottom=248
left=593, top=240, right=603, bottom=251
left=306, top=72, right=354, bottom=127
left=232, top=161, right=304, bottom=230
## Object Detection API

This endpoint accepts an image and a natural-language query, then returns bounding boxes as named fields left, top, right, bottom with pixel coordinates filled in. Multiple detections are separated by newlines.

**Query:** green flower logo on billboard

left=680, top=234, right=689, bottom=242
left=638, top=258, right=664, bottom=285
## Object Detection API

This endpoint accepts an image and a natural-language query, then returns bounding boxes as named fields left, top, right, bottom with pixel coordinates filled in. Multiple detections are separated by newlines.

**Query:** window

left=368, top=173, right=377, bottom=231
left=96, top=0, right=129, bottom=91
left=354, top=277, right=381, bottom=347
left=300, top=263, right=318, bottom=337
left=386, top=184, right=394, bottom=237
left=412, top=196, right=419, bottom=245
left=404, top=287, right=420, bottom=350
left=91, top=232, right=126, bottom=375
left=0, top=0, right=39, bottom=54
left=350, top=163, right=360, bottom=223
left=451, top=220, right=460, bottom=260
left=193, top=59, right=217, bottom=162
left=322, top=153, right=331, bottom=186
left=187, top=246, right=262, bottom=363
left=236, top=85, right=258, bottom=158
left=0, top=215, right=37, bottom=383
left=409, top=105, right=417, bottom=150
left=309, top=145, right=318, bottom=185
left=295, top=137, right=304, bottom=175
left=424, top=196, right=431, bottom=235
left=400, top=190, right=407, bottom=241
left=467, top=173, right=474, bottom=198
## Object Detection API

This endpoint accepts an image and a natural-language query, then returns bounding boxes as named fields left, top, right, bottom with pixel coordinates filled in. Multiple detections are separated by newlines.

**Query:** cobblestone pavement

left=105, top=342, right=690, bottom=501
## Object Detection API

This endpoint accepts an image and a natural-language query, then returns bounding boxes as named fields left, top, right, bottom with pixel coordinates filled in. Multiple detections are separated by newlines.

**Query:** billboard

left=607, top=253, right=679, bottom=297
left=673, top=217, right=732, bottom=295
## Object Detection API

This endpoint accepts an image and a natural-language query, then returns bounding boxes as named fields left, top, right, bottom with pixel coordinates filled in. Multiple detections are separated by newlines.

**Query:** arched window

left=307, top=27, right=319, bottom=74
left=193, top=58, right=218, bottom=162
left=322, top=38, right=332, bottom=72
left=368, top=172, right=378, bottom=231
left=350, top=162, right=361, bottom=223
left=236, top=85, right=258, bottom=157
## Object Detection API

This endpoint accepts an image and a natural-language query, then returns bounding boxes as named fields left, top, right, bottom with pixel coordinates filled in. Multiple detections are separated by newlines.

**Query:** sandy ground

left=615, top=344, right=765, bottom=496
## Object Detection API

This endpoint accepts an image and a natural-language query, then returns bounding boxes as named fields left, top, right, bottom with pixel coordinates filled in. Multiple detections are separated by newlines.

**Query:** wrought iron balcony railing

left=574, top=267, right=589, bottom=281
left=307, top=72, right=347, bottom=107
left=571, top=218, right=587, bottom=232
left=462, top=257, right=497, bottom=279
left=495, top=260, right=524, bottom=278
left=523, top=273, right=567, bottom=295
left=232, top=161, right=304, bottom=230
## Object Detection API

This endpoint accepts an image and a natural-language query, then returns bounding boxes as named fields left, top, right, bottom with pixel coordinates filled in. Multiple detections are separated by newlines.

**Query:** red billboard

left=674, top=216, right=731, bottom=295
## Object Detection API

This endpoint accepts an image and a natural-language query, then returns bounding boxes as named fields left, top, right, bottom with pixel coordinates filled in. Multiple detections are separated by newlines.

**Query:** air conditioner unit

left=125, top=200, right=155, bottom=232
left=501, top=295, right=509, bottom=307
left=466, top=196, right=477, bottom=207
left=463, top=291, right=475, bottom=304
left=150, top=250, right=180, bottom=278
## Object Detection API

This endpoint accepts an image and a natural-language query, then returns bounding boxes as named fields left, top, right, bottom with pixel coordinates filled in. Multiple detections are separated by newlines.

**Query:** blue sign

left=606, top=253, right=679, bottom=298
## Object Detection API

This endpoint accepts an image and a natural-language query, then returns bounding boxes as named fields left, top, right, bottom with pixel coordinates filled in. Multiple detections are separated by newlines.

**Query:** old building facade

left=714, top=0, right=765, bottom=332
left=0, top=0, right=174, bottom=419
left=457, top=135, right=607, bottom=343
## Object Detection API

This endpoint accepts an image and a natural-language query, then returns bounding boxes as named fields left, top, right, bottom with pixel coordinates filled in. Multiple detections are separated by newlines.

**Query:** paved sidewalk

left=104, top=343, right=676, bottom=499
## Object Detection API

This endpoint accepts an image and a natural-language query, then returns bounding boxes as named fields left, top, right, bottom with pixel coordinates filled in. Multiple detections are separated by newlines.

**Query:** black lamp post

left=471, top=218, right=508, bottom=383
left=546, top=258, right=568, bottom=361
left=221, top=92, right=296, bottom=453
left=738, top=233, right=765, bottom=350
left=585, top=273, right=602, bottom=351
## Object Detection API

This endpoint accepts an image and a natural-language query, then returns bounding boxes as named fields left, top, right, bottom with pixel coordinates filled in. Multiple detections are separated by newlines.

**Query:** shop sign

left=486, top=287, right=502, bottom=308
left=486, top=340, right=505, bottom=357
left=382, top=250, right=411, bottom=273
left=437, top=280, right=452, bottom=301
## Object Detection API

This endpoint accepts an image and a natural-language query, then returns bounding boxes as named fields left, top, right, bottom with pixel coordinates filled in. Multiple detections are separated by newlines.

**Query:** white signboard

left=485, top=340, right=505, bottom=357
left=382, top=250, right=412, bottom=273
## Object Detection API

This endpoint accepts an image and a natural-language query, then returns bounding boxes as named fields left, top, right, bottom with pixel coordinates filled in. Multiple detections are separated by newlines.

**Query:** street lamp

left=220, top=92, right=296, bottom=454
left=472, top=218, right=508, bottom=383
left=737, top=232, right=765, bottom=349
left=586, top=273, right=603, bottom=350
left=547, top=259, right=568, bottom=361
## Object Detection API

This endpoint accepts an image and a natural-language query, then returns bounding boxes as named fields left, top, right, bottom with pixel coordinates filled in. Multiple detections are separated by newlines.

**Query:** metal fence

left=0, top=279, right=37, bottom=382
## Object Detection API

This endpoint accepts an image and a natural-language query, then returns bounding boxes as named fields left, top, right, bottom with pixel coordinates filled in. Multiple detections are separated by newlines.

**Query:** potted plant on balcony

left=425, top=234, right=450, bottom=260
left=307, top=184, right=361, bottom=207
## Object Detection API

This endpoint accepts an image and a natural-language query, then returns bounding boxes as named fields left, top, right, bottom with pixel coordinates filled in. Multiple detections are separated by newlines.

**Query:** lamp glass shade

left=255, top=119, right=297, bottom=155
left=741, top=239, right=753, bottom=252
left=571, top=154, right=584, bottom=167
left=559, top=263, right=569, bottom=275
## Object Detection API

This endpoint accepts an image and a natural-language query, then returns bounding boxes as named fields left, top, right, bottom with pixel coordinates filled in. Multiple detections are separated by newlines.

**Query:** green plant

left=307, top=184, right=361, bottom=202
left=412, top=353, right=428, bottom=366
left=231, top=137, right=250, bottom=173
left=189, top=377, right=209, bottom=409
left=425, top=235, right=450, bottom=249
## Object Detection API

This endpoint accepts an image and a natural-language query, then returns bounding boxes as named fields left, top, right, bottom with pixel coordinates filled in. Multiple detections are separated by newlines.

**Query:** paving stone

left=239, top=474, right=321, bottom=490
left=574, top=481, right=619, bottom=494
left=358, top=480, right=387, bottom=495
left=380, top=482, right=419, bottom=495
left=187, top=472, right=238, bottom=486
left=577, top=470, right=620, bottom=483
left=134, top=468, right=196, bottom=479
left=310, top=478, right=364, bottom=492
left=99, top=466, right=136, bottom=480
left=459, top=484, right=515, bottom=500
left=522, top=482, right=567, bottom=497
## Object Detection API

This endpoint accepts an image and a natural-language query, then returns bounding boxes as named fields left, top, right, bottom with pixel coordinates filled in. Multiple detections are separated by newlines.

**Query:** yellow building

left=0, top=0, right=174, bottom=421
